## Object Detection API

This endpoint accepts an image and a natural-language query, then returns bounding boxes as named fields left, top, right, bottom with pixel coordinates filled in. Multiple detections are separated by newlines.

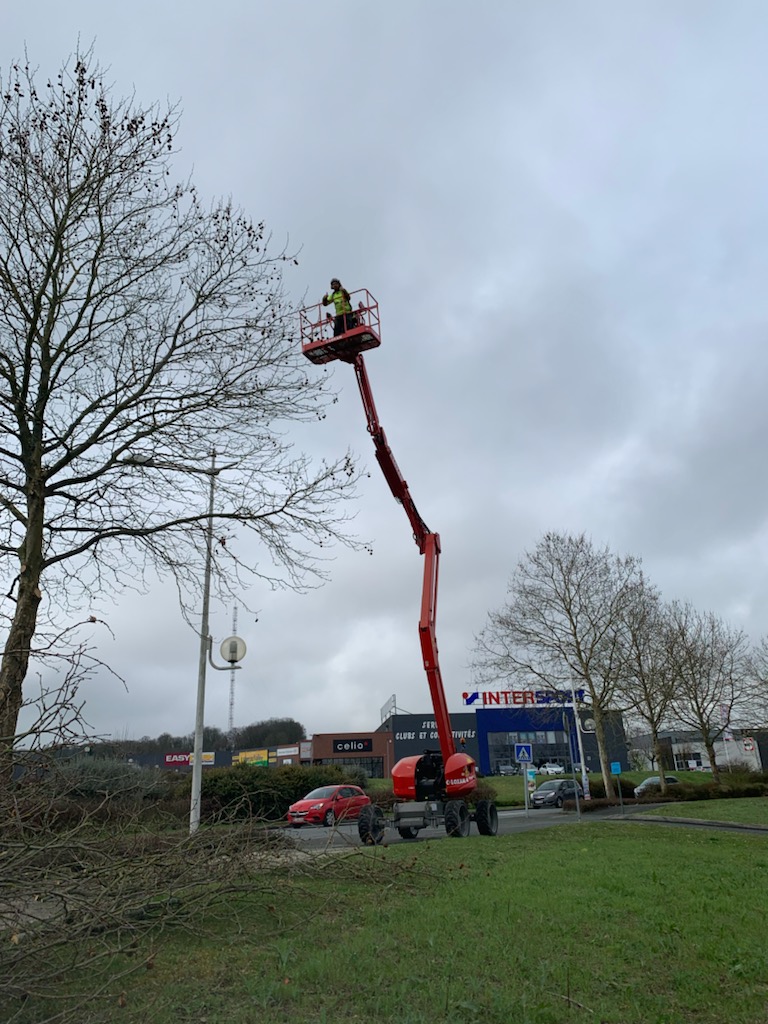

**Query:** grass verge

left=14, top=822, right=768, bottom=1024
left=644, top=796, right=768, bottom=826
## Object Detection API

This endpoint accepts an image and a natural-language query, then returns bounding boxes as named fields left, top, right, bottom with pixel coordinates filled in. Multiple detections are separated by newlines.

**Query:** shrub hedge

left=197, top=764, right=358, bottom=821
left=26, top=757, right=173, bottom=801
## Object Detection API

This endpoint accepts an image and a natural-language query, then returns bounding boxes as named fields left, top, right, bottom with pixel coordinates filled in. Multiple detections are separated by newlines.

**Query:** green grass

left=18, top=822, right=768, bottom=1024
left=646, top=797, right=768, bottom=826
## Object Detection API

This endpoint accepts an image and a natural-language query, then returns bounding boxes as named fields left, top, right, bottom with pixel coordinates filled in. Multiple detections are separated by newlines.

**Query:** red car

left=287, top=784, right=371, bottom=828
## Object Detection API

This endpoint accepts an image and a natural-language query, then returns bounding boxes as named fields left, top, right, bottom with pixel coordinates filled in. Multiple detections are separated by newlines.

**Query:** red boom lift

left=300, top=290, right=498, bottom=842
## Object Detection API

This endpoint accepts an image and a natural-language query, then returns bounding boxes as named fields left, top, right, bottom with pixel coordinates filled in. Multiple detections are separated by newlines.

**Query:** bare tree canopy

left=472, top=531, right=643, bottom=798
left=666, top=601, right=750, bottom=783
left=615, top=584, right=677, bottom=792
left=0, top=51, right=361, bottom=753
left=747, top=635, right=768, bottom=727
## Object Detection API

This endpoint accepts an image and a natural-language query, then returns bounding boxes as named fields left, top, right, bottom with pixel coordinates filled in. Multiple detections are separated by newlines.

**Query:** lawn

left=17, top=820, right=768, bottom=1024
left=645, top=797, right=768, bottom=826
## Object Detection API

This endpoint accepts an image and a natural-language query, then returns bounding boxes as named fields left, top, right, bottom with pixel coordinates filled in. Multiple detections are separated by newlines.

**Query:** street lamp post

left=189, top=452, right=218, bottom=835
left=121, top=449, right=245, bottom=835
left=189, top=451, right=246, bottom=835
left=570, top=679, right=591, bottom=801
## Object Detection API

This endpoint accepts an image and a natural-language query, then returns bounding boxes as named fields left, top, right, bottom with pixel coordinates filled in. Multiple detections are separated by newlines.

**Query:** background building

left=474, top=705, right=628, bottom=774
left=377, top=712, right=480, bottom=764
left=631, top=729, right=766, bottom=773
left=310, top=731, right=392, bottom=777
left=111, top=697, right=632, bottom=779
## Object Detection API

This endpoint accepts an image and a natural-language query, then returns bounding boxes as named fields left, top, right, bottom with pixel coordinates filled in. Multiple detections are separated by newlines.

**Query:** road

left=287, top=803, right=768, bottom=851
left=287, top=805, right=623, bottom=851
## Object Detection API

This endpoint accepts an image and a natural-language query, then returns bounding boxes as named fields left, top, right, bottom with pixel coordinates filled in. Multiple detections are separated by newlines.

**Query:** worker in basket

left=322, top=278, right=357, bottom=336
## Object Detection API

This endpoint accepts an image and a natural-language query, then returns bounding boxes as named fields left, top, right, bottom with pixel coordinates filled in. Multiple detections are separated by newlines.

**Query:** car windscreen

left=304, top=787, right=336, bottom=799
left=537, top=781, right=559, bottom=791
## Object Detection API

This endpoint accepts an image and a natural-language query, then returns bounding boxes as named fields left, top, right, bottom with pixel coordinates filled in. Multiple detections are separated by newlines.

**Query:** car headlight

left=310, top=803, right=324, bottom=810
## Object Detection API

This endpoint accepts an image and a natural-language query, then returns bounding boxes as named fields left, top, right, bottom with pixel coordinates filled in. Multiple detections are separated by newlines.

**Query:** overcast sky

left=5, top=2, right=768, bottom=744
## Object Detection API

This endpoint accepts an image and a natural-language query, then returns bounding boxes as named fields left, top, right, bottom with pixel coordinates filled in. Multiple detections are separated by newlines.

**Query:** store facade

left=464, top=686, right=630, bottom=775
left=310, top=731, right=393, bottom=778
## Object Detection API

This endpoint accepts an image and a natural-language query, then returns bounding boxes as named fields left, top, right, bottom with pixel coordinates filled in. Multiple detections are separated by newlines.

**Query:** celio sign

left=333, top=738, right=373, bottom=753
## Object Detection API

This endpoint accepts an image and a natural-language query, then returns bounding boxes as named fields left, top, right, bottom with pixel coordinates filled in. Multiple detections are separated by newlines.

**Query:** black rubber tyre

left=397, top=826, right=419, bottom=840
left=323, top=809, right=335, bottom=827
left=555, top=797, right=564, bottom=809
left=444, top=799, right=470, bottom=838
left=358, top=805, right=385, bottom=845
left=474, top=800, right=499, bottom=836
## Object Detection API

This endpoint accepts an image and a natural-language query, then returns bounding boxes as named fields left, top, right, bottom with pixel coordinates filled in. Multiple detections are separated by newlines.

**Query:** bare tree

left=615, top=585, right=677, bottom=793
left=0, top=51, right=362, bottom=759
left=472, top=531, right=642, bottom=799
left=745, top=635, right=768, bottom=728
left=666, top=602, right=750, bottom=783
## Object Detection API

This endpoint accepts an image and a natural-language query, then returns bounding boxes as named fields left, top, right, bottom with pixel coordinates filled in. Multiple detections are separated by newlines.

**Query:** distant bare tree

left=616, top=585, right=677, bottom=793
left=472, top=532, right=642, bottom=799
left=745, top=635, right=768, bottom=727
left=0, top=51, right=362, bottom=762
left=666, top=602, right=750, bottom=783
left=625, top=736, right=657, bottom=770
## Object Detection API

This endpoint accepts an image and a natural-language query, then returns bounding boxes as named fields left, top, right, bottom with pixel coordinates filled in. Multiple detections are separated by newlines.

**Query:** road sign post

left=611, top=761, right=624, bottom=816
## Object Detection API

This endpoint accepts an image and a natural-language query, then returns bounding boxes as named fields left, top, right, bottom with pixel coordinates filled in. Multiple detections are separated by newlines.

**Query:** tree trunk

left=705, top=739, right=720, bottom=784
left=0, top=485, right=44, bottom=775
left=593, top=709, right=615, bottom=800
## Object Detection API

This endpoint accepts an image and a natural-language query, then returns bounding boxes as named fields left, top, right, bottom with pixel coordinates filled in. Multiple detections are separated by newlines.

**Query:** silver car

left=538, top=762, right=565, bottom=775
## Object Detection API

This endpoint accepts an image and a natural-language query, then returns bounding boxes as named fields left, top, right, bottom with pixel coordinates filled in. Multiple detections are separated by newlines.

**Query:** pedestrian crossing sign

left=514, top=743, right=533, bottom=763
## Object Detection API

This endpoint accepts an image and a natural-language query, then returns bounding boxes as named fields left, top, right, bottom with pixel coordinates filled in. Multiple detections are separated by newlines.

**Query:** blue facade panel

left=474, top=706, right=578, bottom=775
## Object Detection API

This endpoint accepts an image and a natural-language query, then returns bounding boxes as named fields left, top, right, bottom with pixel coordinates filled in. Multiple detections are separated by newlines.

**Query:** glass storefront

left=314, top=756, right=385, bottom=778
left=487, top=729, right=571, bottom=773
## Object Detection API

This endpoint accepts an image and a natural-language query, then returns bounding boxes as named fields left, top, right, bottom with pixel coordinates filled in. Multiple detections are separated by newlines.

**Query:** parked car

left=287, top=785, right=371, bottom=827
left=572, top=763, right=591, bottom=774
left=633, top=775, right=680, bottom=799
left=531, top=779, right=583, bottom=808
left=538, top=762, right=565, bottom=775
left=497, top=764, right=520, bottom=776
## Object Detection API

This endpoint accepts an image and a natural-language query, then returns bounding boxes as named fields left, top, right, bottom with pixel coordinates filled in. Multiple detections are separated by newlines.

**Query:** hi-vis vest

left=328, top=289, right=352, bottom=315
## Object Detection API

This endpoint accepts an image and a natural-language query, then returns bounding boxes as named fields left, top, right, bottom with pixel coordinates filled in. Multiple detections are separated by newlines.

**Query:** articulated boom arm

left=353, top=355, right=456, bottom=762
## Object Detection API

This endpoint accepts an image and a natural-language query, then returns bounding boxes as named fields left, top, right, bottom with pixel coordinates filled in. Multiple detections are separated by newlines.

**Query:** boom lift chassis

left=300, top=291, right=498, bottom=842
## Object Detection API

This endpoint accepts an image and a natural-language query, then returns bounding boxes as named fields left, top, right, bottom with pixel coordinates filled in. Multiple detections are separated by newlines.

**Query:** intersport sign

left=462, top=688, right=586, bottom=707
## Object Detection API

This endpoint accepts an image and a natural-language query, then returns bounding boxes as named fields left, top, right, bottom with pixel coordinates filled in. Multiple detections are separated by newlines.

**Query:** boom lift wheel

left=474, top=800, right=499, bottom=836
left=444, top=800, right=470, bottom=838
left=358, top=805, right=385, bottom=845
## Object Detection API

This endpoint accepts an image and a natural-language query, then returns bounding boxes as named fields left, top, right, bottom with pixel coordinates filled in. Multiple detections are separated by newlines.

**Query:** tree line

left=472, top=531, right=768, bottom=798
left=92, top=717, right=307, bottom=756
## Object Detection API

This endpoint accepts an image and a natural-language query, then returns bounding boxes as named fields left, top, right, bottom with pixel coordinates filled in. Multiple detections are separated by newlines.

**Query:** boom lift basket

left=300, top=288, right=381, bottom=365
